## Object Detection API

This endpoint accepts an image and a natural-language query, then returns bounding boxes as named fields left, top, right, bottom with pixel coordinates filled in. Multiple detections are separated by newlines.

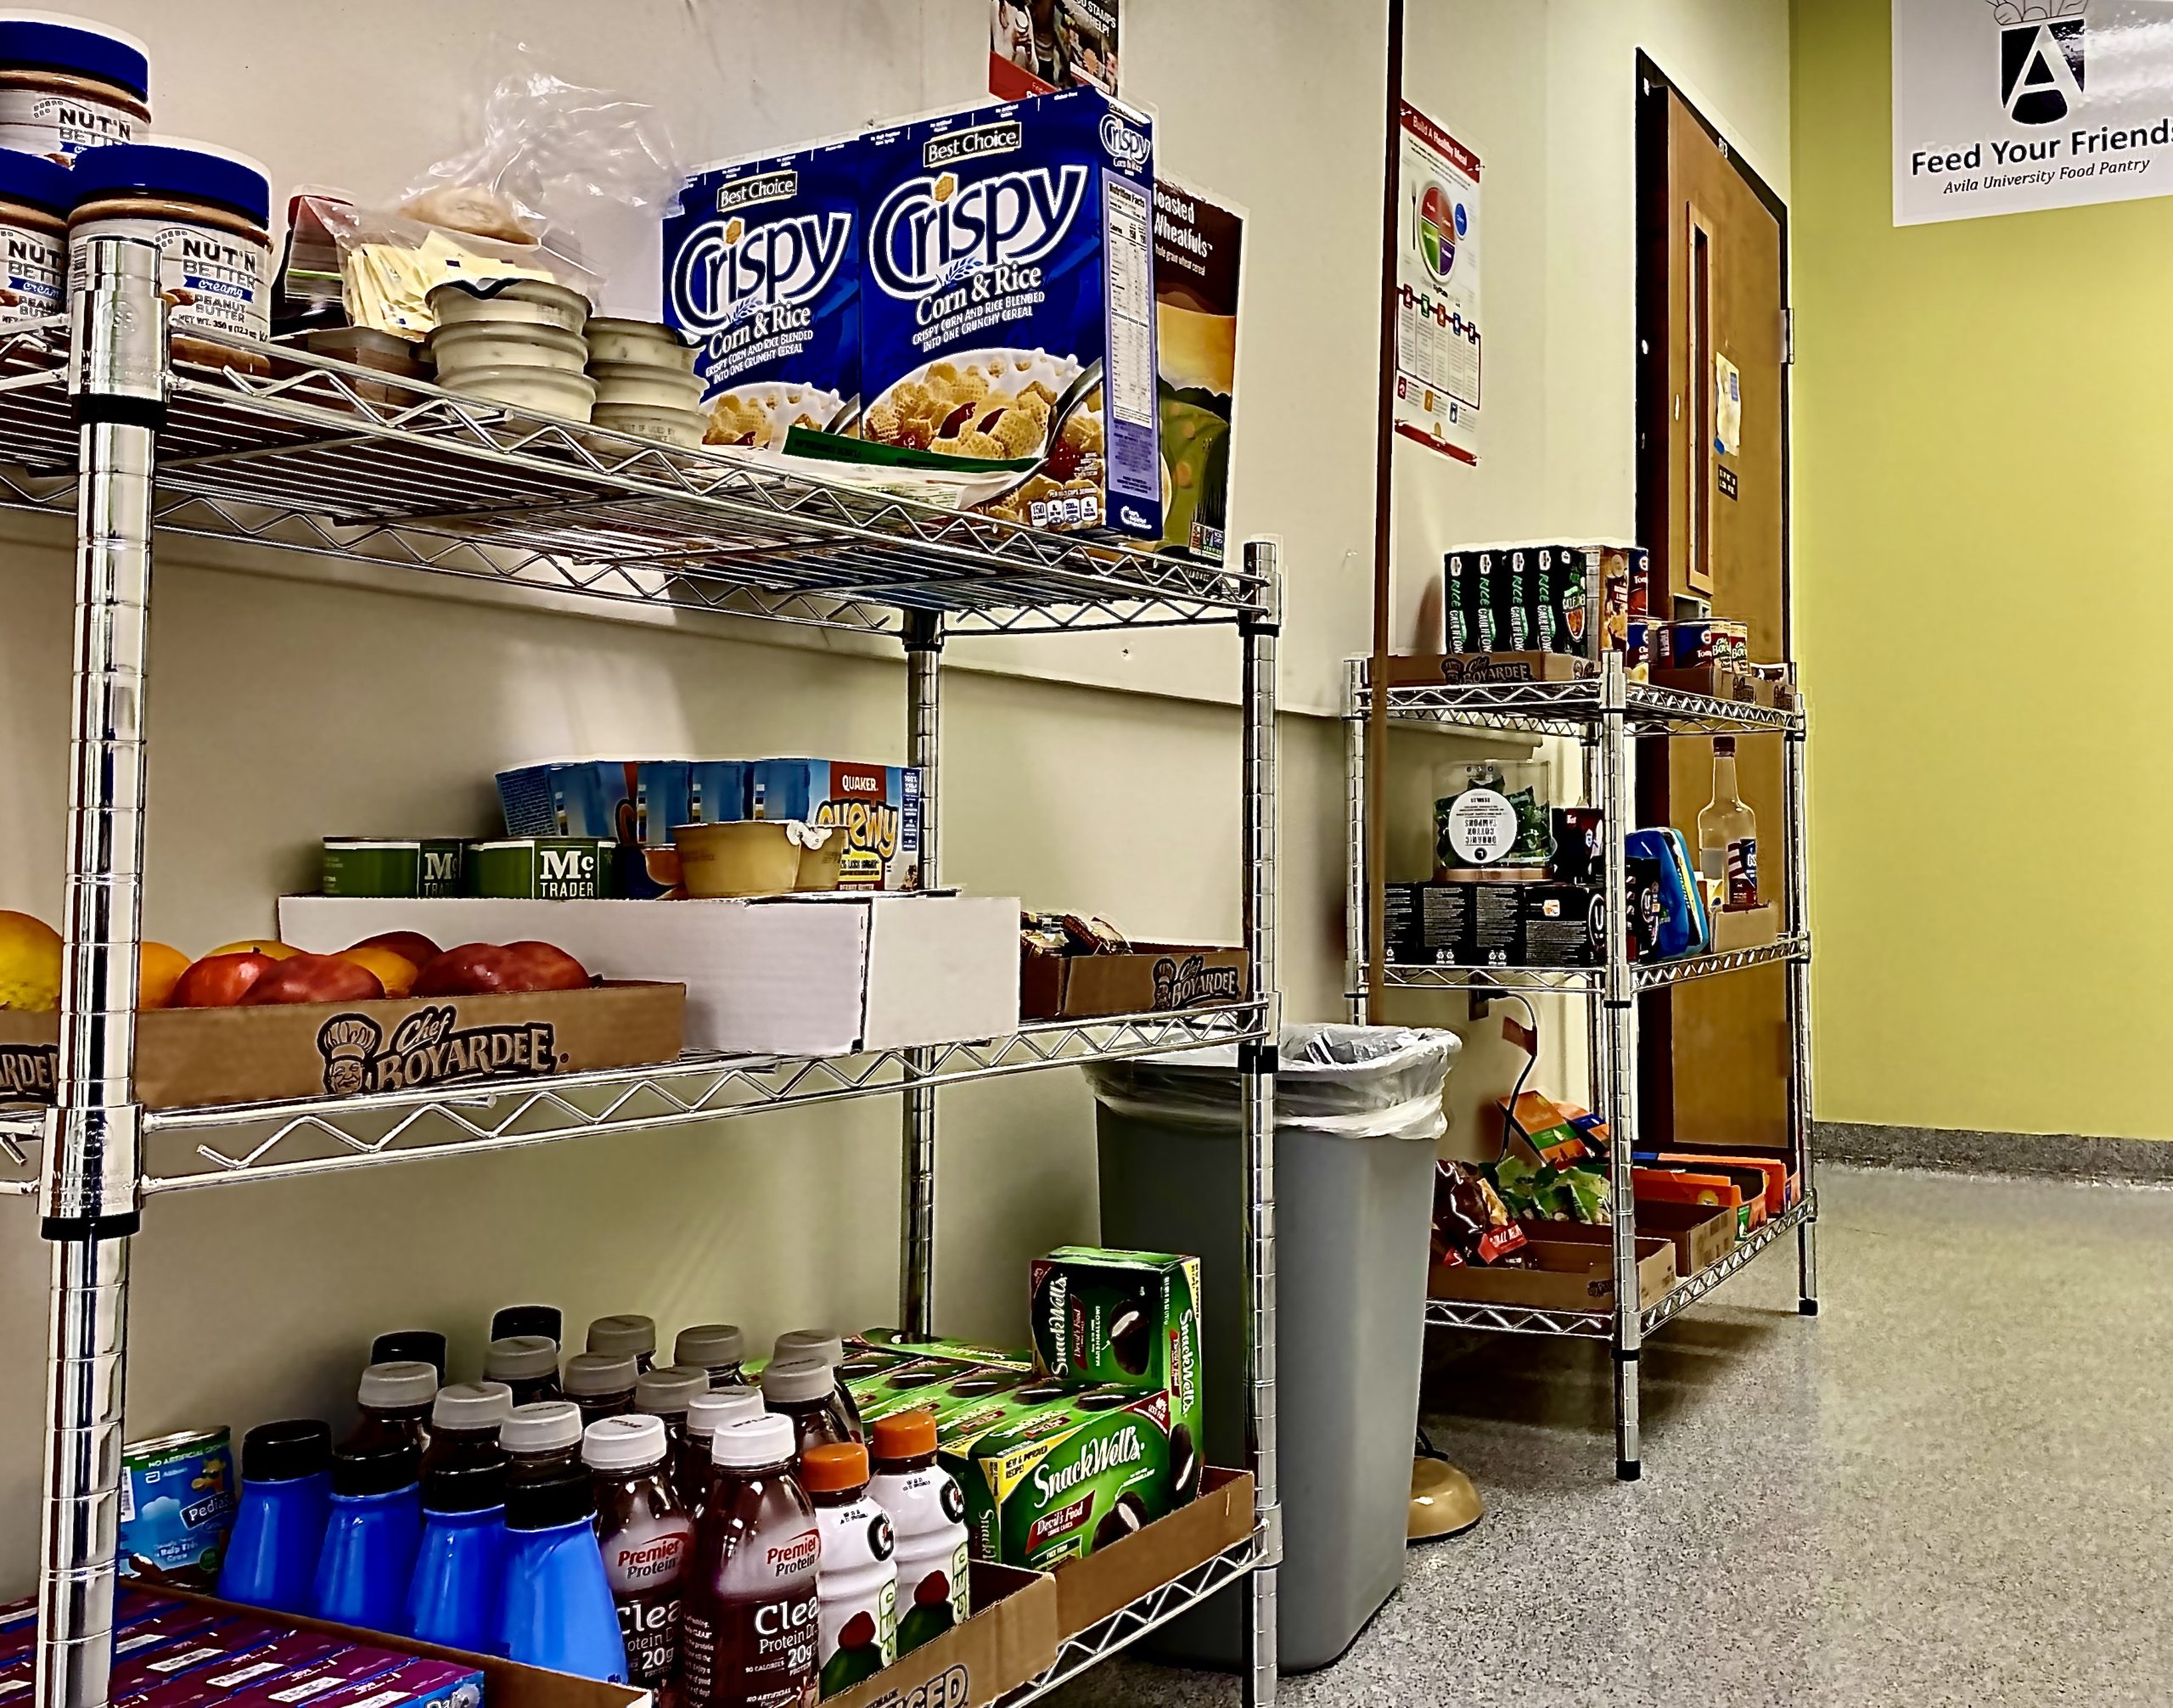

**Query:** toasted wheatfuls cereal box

left=662, top=139, right=860, bottom=448
left=859, top=87, right=1163, bottom=540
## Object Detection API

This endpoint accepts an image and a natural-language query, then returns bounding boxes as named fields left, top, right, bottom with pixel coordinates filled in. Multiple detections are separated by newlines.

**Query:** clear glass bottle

left=1697, top=736, right=1759, bottom=913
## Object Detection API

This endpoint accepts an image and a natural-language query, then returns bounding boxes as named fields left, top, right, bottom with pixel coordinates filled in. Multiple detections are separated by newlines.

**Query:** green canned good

left=323, top=840, right=420, bottom=897
left=469, top=838, right=613, bottom=900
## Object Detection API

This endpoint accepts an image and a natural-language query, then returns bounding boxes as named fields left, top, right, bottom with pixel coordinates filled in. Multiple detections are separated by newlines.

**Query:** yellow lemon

left=0, top=910, right=63, bottom=1011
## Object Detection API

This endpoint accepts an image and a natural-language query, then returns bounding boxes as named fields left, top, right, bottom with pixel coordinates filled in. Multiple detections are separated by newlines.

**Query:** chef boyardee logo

left=317, top=1009, right=564, bottom=1096
left=1150, top=955, right=1243, bottom=1009
left=869, top=121, right=1088, bottom=299
left=1991, top=0, right=2085, bottom=127
left=0, top=1043, right=56, bottom=1102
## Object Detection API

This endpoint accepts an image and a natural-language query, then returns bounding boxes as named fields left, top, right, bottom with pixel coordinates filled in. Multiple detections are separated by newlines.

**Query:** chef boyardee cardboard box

left=959, top=1389, right=1176, bottom=1570
left=1028, top=1247, right=1202, bottom=1502
left=662, top=140, right=861, bottom=448
left=859, top=86, right=1163, bottom=540
left=747, top=759, right=922, bottom=890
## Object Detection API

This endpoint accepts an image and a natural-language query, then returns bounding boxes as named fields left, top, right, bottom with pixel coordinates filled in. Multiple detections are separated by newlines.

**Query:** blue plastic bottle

left=403, top=1383, right=514, bottom=1653
left=497, top=1464, right=626, bottom=1683
left=313, top=1439, right=423, bottom=1631
left=217, top=1420, right=334, bottom=1614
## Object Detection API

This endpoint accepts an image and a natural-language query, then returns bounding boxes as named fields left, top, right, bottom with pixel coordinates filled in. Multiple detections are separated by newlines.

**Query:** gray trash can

left=1089, top=1024, right=1458, bottom=1673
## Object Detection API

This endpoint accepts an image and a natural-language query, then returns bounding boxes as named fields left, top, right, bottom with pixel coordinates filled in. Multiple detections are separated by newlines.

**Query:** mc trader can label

left=121, top=1428, right=236, bottom=1579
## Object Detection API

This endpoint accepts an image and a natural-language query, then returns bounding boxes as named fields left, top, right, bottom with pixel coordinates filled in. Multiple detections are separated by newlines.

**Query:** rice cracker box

left=662, top=139, right=860, bottom=448
left=859, top=87, right=1163, bottom=540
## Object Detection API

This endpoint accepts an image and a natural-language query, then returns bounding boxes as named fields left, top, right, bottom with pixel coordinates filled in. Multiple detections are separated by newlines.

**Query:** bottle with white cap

left=419, top=1381, right=513, bottom=1480
left=772, top=1329, right=865, bottom=1441
left=681, top=1389, right=765, bottom=1515
left=485, top=1335, right=563, bottom=1407
left=587, top=1314, right=658, bottom=1374
left=682, top=1415, right=818, bottom=1708
left=762, top=1357, right=856, bottom=1464
left=340, top=1359, right=438, bottom=1457
left=563, top=1353, right=638, bottom=1429
left=673, top=1323, right=749, bottom=1389
left=502, top=1401, right=585, bottom=1490
left=584, top=1414, right=694, bottom=1695
left=634, top=1366, right=709, bottom=1473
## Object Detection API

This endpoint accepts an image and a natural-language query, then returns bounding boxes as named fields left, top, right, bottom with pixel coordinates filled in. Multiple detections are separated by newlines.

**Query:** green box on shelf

left=1028, top=1247, right=1203, bottom=1488
left=323, top=839, right=470, bottom=898
left=469, top=838, right=614, bottom=900
left=954, top=1387, right=1180, bottom=1570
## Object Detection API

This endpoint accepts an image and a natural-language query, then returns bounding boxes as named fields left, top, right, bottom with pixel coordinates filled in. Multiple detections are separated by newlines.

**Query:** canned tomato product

left=121, top=1427, right=236, bottom=1581
left=1665, top=619, right=1717, bottom=667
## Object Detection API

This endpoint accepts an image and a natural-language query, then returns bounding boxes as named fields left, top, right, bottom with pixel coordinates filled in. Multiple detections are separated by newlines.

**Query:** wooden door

left=1637, top=67, right=1790, bottom=1149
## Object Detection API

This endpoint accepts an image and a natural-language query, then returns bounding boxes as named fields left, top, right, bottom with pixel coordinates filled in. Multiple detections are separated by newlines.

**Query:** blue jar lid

left=70, top=142, right=269, bottom=228
left=0, top=16, right=149, bottom=101
left=0, top=147, right=70, bottom=216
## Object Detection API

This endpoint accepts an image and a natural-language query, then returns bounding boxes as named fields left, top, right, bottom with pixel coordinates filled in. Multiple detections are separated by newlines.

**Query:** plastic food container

left=587, top=359, right=703, bottom=410
left=429, top=318, right=590, bottom=377
left=440, top=362, right=597, bottom=423
left=585, top=317, right=696, bottom=368
left=677, top=820, right=839, bottom=897
left=0, top=147, right=70, bottom=324
left=588, top=402, right=705, bottom=449
left=0, top=12, right=149, bottom=160
left=427, top=277, right=589, bottom=334
left=68, top=139, right=272, bottom=339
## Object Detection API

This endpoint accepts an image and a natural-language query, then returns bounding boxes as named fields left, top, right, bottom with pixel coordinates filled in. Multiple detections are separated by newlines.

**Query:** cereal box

left=859, top=87, right=1163, bottom=540
left=746, top=759, right=923, bottom=891
left=1152, top=177, right=1244, bottom=561
left=662, top=140, right=861, bottom=448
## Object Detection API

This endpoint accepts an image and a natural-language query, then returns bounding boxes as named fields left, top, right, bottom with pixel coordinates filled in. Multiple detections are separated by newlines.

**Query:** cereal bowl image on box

left=860, top=87, right=1162, bottom=540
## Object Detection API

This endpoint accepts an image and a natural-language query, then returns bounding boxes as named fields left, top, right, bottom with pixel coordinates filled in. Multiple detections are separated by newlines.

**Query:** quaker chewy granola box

left=746, top=758, right=923, bottom=891
left=662, top=139, right=861, bottom=448
left=859, top=86, right=1162, bottom=540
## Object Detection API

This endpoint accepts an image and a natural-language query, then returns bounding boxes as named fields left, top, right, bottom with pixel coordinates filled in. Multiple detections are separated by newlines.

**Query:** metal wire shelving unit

left=1343, top=651, right=1817, bottom=1480
left=19, top=243, right=1286, bottom=1708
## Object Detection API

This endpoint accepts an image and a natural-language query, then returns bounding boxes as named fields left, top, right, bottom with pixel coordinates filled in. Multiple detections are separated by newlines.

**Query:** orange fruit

left=0, top=910, right=63, bottom=1011
left=138, top=941, right=189, bottom=1009
left=334, top=945, right=418, bottom=998
left=208, top=940, right=299, bottom=961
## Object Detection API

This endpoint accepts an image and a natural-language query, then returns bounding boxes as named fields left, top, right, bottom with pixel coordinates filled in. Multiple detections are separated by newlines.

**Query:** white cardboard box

left=279, top=892, right=1020, bottom=1059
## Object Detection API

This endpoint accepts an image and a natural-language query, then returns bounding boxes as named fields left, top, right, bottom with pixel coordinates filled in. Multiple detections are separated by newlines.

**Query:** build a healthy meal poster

left=1393, top=103, right=1483, bottom=466
left=1895, top=0, right=2173, bottom=224
left=990, top=0, right=1120, bottom=98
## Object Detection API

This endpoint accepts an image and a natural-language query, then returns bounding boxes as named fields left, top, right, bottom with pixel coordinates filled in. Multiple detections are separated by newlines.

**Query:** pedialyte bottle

left=682, top=1390, right=766, bottom=1517
left=675, top=1323, right=749, bottom=1389
left=312, top=1439, right=422, bottom=1630
left=486, top=1335, right=564, bottom=1407
left=772, top=1331, right=864, bottom=1439
left=405, top=1458, right=508, bottom=1655
left=497, top=1459, right=627, bottom=1683
left=584, top=1413, right=695, bottom=1695
left=868, top=1412, right=969, bottom=1655
left=801, top=1443, right=896, bottom=1699
left=588, top=1314, right=659, bottom=1374
left=683, top=1414, right=818, bottom=1708
left=217, top=1419, right=333, bottom=1615
left=761, top=1357, right=853, bottom=1463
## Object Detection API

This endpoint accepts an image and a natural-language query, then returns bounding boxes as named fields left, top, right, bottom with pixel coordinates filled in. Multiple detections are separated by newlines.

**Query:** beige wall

left=0, top=0, right=1793, bottom=1576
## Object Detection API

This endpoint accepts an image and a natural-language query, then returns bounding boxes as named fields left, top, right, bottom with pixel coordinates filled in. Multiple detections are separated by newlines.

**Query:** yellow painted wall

left=1794, top=0, right=2173, bottom=1138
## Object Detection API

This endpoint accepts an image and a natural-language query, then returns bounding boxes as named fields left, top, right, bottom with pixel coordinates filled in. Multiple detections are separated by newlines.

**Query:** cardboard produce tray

left=1384, top=651, right=1593, bottom=686
left=1429, top=1234, right=1676, bottom=1316
left=1021, top=943, right=1249, bottom=1022
left=0, top=982, right=683, bottom=1112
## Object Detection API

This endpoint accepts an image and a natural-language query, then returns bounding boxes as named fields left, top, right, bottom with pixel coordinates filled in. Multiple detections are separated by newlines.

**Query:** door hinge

left=1783, top=306, right=1795, bottom=366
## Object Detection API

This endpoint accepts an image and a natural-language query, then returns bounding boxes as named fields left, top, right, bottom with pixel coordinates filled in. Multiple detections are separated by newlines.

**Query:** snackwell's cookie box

left=662, top=139, right=861, bottom=450
left=860, top=87, right=1163, bottom=540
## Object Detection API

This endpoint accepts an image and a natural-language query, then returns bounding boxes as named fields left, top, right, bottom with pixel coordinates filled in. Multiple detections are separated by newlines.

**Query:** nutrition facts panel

left=1104, top=177, right=1155, bottom=427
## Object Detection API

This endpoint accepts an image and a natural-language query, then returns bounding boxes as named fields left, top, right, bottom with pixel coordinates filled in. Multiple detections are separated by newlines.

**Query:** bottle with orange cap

left=802, top=1441, right=896, bottom=1699
left=867, top=1413, right=969, bottom=1656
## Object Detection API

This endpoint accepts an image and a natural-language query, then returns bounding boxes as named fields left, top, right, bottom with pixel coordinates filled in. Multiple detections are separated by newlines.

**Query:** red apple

left=500, top=941, right=591, bottom=992
left=345, top=931, right=443, bottom=971
left=413, top=943, right=517, bottom=997
left=238, top=954, right=385, bottom=1006
left=168, top=952, right=278, bottom=1009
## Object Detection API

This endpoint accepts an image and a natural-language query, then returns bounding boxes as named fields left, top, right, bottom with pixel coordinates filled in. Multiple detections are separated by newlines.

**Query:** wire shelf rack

left=0, top=1003, right=1267, bottom=1197
left=998, top=1539, right=1261, bottom=1706
left=0, top=319, right=1266, bottom=636
left=1424, top=1197, right=1816, bottom=1339
left=1348, top=670, right=1804, bottom=738
left=1350, top=932, right=1810, bottom=999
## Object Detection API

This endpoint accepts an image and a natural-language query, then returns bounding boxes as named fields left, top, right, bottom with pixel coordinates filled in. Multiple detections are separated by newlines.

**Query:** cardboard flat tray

left=1021, top=943, right=1249, bottom=1022
left=281, top=892, right=1019, bottom=1058
left=0, top=982, right=684, bottom=1112
left=1051, top=1468, right=1255, bottom=1638
left=1621, top=1199, right=1739, bottom=1277
left=1384, top=651, right=1594, bottom=685
left=1429, top=1235, right=1676, bottom=1315
left=1709, top=902, right=1780, bottom=952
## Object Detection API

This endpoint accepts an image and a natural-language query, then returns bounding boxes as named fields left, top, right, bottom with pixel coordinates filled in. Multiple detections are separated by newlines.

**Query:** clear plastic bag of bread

left=336, top=42, right=682, bottom=337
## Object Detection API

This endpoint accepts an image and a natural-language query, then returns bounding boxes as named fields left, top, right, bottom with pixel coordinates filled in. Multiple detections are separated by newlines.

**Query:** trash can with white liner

left=1088, top=1024, right=1458, bottom=1672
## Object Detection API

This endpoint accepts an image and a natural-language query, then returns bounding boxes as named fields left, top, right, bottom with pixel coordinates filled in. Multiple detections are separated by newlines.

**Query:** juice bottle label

left=684, top=1523, right=819, bottom=1708
left=816, top=1500, right=896, bottom=1699
left=602, top=1510, right=694, bottom=1689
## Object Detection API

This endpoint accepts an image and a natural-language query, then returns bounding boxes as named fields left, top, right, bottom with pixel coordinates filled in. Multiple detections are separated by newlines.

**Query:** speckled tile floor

left=1053, top=1166, right=2173, bottom=1706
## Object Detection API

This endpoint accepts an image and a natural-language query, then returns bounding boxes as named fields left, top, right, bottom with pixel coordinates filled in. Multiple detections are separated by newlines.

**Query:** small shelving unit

left=15, top=244, right=1286, bottom=1708
left=1343, top=652, right=1817, bottom=1480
